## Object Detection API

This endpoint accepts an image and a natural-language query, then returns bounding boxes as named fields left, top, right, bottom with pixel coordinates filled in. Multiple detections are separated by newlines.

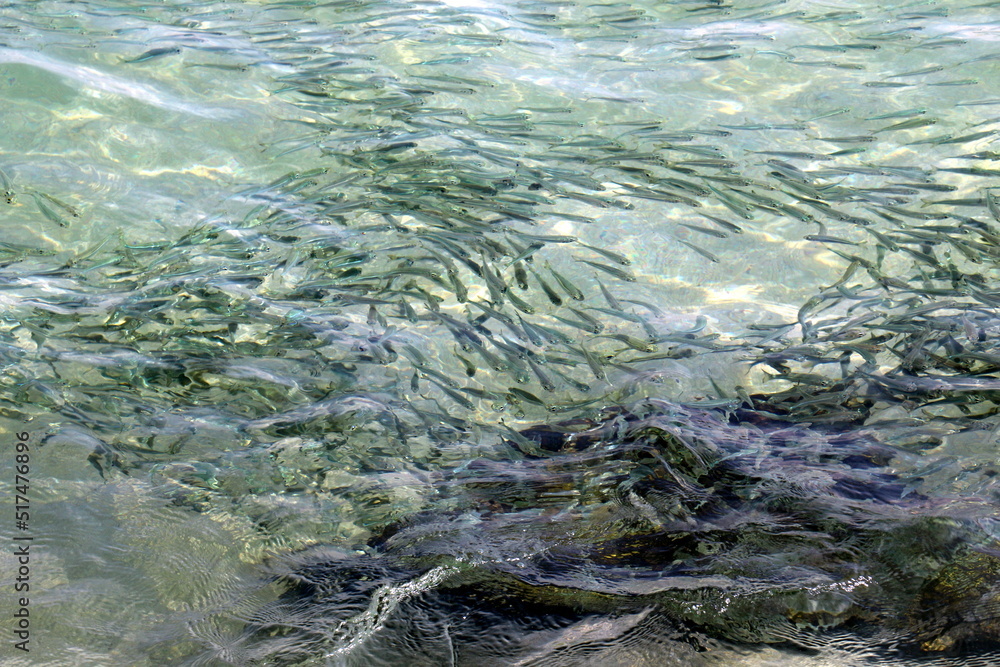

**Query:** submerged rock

left=202, top=398, right=1000, bottom=665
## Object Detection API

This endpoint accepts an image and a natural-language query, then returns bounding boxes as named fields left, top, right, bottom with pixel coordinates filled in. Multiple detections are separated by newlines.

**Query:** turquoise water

left=2, top=0, right=1000, bottom=664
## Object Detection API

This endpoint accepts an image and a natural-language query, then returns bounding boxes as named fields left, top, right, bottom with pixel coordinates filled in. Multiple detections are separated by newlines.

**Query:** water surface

left=2, top=0, right=1000, bottom=664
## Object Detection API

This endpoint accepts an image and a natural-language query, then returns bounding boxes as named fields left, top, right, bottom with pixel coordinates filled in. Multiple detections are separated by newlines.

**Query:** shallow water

left=2, top=0, right=1000, bottom=664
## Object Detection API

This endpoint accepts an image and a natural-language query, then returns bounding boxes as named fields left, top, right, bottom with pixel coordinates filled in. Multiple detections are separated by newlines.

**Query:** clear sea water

left=2, top=0, right=1000, bottom=665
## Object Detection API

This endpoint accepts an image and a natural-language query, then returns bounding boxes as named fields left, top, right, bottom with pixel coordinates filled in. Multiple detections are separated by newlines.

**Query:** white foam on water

left=0, top=47, right=242, bottom=119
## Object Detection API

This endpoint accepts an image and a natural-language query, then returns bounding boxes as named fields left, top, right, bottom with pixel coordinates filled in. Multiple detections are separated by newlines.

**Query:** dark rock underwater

left=177, top=397, right=1000, bottom=666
